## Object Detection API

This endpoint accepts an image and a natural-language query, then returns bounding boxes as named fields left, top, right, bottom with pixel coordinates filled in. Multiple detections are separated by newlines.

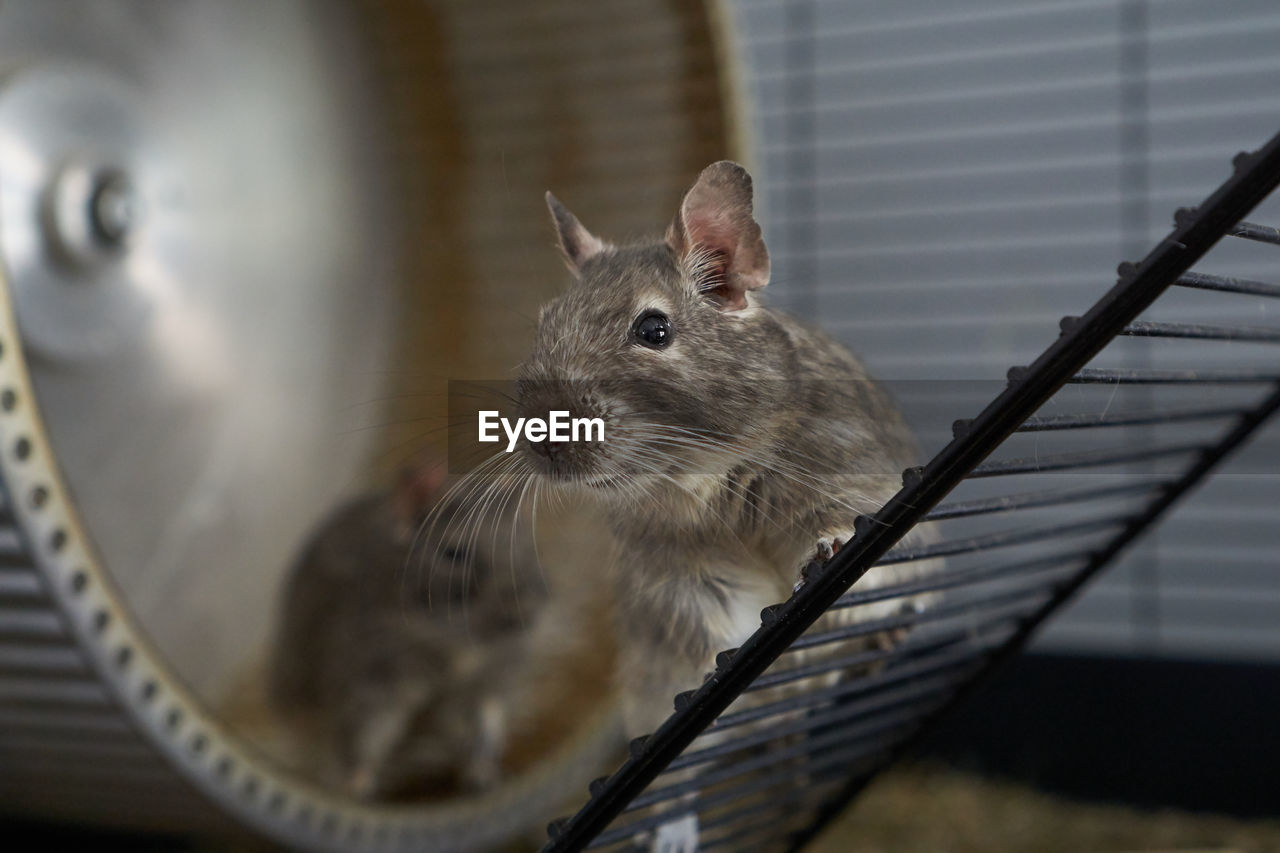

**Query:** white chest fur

left=695, top=559, right=785, bottom=659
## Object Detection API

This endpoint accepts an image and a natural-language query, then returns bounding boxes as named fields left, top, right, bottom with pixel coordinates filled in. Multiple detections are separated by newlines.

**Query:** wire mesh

left=542, top=130, right=1280, bottom=852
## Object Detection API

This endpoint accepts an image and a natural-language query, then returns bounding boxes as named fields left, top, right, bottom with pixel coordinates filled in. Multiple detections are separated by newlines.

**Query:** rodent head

left=517, top=161, right=788, bottom=497
left=269, top=455, right=544, bottom=799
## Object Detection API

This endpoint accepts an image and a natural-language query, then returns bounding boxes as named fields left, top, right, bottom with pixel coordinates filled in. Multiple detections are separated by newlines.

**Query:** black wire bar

left=682, top=621, right=1034, bottom=764
left=640, top=807, right=809, bottom=853
left=782, top=584, right=1055, bottom=656
left=713, top=638, right=990, bottom=732
left=1174, top=270, right=1280, bottom=298
left=1014, top=406, right=1243, bottom=431
left=594, top=781, right=836, bottom=853
left=1117, top=319, right=1280, bottom=342
left=833, top=551, right=1091, bottom=610
left=965, top=443, right=1203, bottom=477
left=1068, top=367, right=1280, bottom=384
left=923, top=479, right=1169, bottom=519
left=691, top=788, right=830, bottom=853
left=632, top=588, right=1081, bottom=811
left=588, top=739, right=885, bottom=848
left=1229, top=220, right=1280, bottom=246
left=701, top=814, right=816, bottom=852
left=628, top=700, right=938, bottom=812
left=671, top=668, right=971, bottom=773
left=699, top=791, right=819, bottom=841
left=875, top=515, right=1135, bottom=566
left=545, top=131, right=1280, bottom=852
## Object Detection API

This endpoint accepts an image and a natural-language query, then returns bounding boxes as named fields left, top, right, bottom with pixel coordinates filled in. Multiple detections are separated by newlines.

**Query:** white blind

left=729, top=0, right=1280, bottom=660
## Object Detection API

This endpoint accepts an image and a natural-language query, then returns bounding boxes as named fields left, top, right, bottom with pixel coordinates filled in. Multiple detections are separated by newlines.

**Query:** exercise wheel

left=0, top=1, right=743, bottom=849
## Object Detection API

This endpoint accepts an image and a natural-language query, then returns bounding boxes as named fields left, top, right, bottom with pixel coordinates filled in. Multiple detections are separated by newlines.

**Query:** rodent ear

left=546, top=191, right=608, bottom=275
left=667, top=160, right=770, bottom=311
left=391, top=453, right=448, bottom=539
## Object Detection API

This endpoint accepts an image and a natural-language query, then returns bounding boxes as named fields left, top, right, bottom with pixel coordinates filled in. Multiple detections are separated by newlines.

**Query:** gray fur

left=518, top=161, right=930, bottom=736
left=269, top=462, right=545, bottom=798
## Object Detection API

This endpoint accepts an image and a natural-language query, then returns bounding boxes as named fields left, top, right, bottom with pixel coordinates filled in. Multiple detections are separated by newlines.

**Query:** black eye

left=633, top=311, right=673, bottom=348
left=438, top=545, right=470, bottom=565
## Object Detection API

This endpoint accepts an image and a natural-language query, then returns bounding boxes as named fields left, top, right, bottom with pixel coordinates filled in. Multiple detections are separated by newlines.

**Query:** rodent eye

left=633, top=311, right=673, bottom=348
left=438, top=545, right=470, bottom=565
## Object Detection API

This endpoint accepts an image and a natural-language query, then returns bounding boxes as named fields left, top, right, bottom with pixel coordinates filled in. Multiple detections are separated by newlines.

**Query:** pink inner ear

left=672, top=164, right=770, bottom=310
left=707, top=283, right=749, bottom=311
left=691, top=218, right=735, bottom=256
left=393, top=458, right=447, bottom=527
left=694, top=248, right=749, bottom=310
left=681, top=212, right=756, bottom=310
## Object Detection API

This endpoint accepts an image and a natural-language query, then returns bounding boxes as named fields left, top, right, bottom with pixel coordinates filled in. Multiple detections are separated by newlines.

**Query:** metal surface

left=0, top=67, right=155, bottom=361
left=0, top=0, right=397, bottom=697
left=0, top=1, right=739, bottom=849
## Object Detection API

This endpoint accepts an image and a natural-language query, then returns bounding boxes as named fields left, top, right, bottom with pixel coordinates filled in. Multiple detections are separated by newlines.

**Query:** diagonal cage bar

left=544, top=129, right=1280, bottom=852
left=788, top=378, right=1280, bottom=853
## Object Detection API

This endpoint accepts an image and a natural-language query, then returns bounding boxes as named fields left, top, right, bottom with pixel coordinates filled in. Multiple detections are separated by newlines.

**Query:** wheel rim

left=0, top=0, right=744, bottom=849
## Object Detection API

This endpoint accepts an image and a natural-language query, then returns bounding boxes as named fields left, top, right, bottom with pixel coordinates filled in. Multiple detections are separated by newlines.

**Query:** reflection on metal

left=0, top=0, right=737, bottom=849
left=0, top=67, right=157, bottom=361
left=0, top=2, right=399, bottom=698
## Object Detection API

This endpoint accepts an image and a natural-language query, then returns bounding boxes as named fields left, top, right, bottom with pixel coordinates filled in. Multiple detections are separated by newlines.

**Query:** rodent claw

left=797, top=535, right=849, bottom=591
left=794, top=559, right=823, bottom=592
left=814, top=536, right=846, bottom=563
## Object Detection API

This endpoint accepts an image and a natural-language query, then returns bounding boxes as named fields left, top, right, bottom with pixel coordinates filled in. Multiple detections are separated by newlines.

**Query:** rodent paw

left=815, top=535, right=849, bottom=563
left=793, top=560, right=821, bottom=593
left=794, top=535, right=850, bottom=592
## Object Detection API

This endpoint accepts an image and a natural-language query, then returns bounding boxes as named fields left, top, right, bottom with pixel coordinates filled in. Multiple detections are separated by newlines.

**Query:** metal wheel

left=0, top=0, right=740, bottom=849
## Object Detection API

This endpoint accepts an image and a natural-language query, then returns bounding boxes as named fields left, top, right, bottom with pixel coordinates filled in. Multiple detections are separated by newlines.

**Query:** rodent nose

left=532, top=439, right=566, bottom=460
